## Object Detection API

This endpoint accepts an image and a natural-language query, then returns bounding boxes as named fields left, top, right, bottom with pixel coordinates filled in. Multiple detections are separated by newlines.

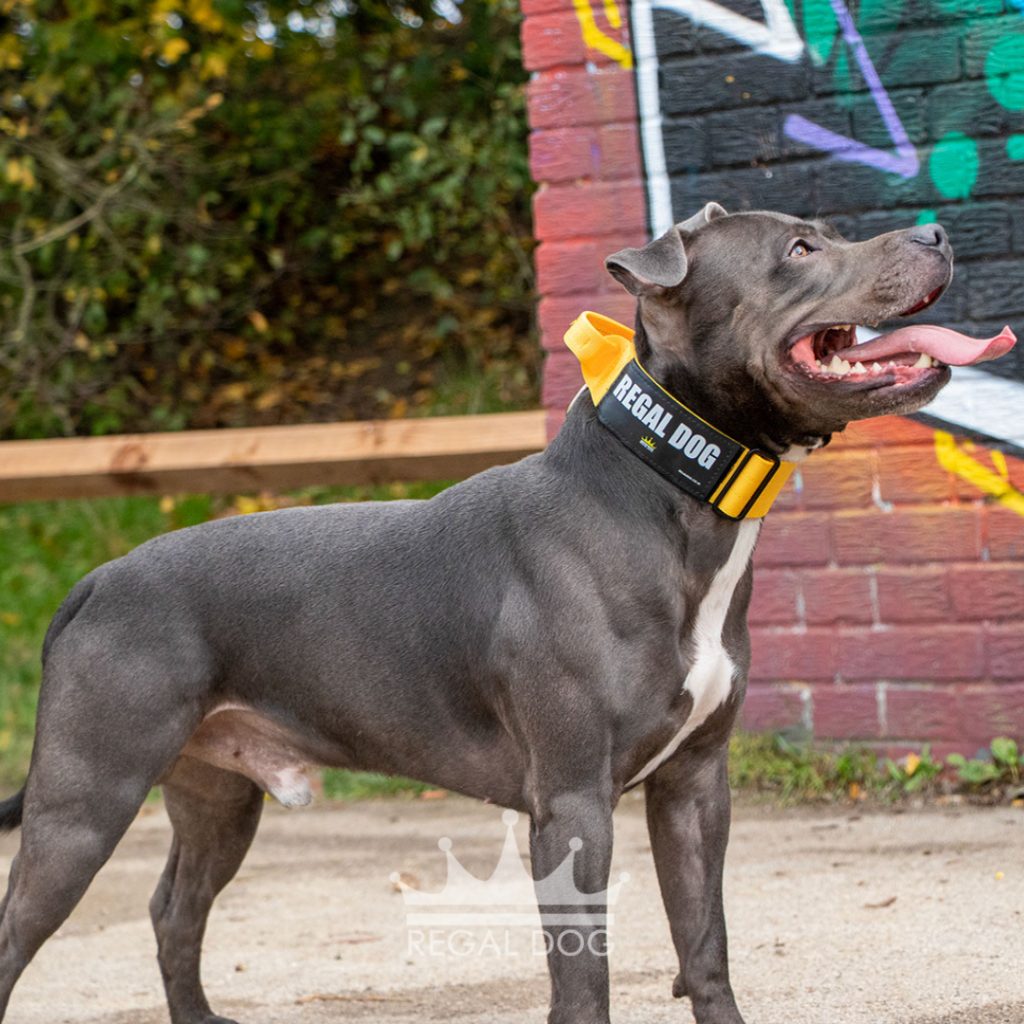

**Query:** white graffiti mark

left=651, top=0, right=804, bottom=63
left=631, top=0, right=674, bottom=235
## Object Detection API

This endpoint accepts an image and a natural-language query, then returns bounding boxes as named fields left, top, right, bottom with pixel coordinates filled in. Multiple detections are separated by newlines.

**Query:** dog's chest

left=627, top=519, right=760, bottom=786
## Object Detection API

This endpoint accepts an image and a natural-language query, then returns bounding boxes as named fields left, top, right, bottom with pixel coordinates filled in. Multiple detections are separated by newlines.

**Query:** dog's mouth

left=786, top=288, right=1016, bottom=390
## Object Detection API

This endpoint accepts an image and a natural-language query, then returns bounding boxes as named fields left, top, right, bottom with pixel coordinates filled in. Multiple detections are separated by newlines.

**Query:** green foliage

left=321, top=769, right=430, bottom=800
left=728, top=731, right=837, bottom=800
left=948, top=737, right=1022, bottom=789
left=882, top=746, right=944, bottom=794
left=0, top=0, right=536, bottom=438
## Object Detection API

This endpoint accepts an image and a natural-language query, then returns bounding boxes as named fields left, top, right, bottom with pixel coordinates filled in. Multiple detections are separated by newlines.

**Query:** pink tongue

left=845, top=324, right=1017, bottom=366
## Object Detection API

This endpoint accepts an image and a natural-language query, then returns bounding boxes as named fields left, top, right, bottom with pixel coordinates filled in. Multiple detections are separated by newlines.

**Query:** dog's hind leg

left=151, top=757, right=263, bottom=1024
left=0, top=675, right=193, bottom=1020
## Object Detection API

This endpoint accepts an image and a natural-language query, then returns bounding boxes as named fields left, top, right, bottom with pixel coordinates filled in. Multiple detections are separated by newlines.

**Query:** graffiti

left=652, top=0, right=803, bottom=61
left=934, top=430, right=1024, bottom=515
left=572, top=0, right=633, bottom=68
left=781, top=0, right=918, bottom=177
left=620, top=0, right=1024, bottom=450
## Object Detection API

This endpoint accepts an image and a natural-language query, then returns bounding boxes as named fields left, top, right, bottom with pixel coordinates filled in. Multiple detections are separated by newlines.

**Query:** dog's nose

left=907, top=223, right=950, bottom=250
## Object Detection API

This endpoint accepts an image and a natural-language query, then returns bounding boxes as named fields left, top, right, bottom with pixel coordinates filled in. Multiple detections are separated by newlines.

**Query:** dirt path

left=2, top=796, right=1022, bottom=1024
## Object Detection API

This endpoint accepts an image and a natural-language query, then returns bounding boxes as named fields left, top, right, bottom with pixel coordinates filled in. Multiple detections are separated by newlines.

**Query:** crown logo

left=390, top=810, right=628, bottom=926
left=639, top=435, right=657, bottom=452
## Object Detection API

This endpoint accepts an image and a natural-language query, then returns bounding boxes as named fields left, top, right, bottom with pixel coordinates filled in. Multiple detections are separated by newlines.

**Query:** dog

left=0, top=203, right=1015, bottom=1024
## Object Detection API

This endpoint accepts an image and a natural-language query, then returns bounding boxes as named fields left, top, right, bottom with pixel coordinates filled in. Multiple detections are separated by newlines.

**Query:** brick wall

left=522, top=0, right=1024, bottom=754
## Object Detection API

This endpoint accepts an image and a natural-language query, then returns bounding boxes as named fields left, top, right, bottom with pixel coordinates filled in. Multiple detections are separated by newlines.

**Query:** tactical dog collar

left=564, top=312, right=795, bottom=520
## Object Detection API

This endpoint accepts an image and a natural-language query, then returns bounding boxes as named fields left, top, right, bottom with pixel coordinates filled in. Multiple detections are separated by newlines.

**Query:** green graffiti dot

left=929, top=132, right=979, bottom=200
left=916, top=209, right=938, bottom=226
left=1008, top=134, right=1024, bottom=161
left=986, top=35, right=1024, bottom=111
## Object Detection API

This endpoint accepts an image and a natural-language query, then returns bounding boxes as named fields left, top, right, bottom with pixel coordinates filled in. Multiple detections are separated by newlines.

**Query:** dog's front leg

left=529, top=787, right=613, bottom=1024
left=645, top=745, right=746, bottom=1024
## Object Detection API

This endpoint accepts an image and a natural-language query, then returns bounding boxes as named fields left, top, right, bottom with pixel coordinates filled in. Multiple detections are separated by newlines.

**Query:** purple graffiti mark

left=782, top=0, right=919, bottom=178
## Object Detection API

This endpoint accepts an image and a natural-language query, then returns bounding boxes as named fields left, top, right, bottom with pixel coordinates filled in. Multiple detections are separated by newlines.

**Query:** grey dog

left=0, top=203, right=999, bottom=1024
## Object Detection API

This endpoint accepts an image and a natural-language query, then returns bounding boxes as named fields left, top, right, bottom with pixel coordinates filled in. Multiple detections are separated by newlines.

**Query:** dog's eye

left=788, top=240, right=813, bottom=258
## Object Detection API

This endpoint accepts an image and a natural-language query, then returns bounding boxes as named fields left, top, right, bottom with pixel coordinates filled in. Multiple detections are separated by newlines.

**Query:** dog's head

left=606, top=204, right=1015, bottom=451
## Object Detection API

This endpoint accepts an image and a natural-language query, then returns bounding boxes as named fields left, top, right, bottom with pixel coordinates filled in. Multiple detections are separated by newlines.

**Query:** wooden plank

left=0, top=411, right=548, bottom=503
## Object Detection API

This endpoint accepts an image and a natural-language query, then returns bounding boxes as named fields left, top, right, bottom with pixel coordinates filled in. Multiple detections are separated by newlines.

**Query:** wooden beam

left=0, top=411, right=548, bottom=503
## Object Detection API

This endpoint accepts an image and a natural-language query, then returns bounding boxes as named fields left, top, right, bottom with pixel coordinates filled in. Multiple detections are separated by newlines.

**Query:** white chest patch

left=627, top=519, right=761, bottom=787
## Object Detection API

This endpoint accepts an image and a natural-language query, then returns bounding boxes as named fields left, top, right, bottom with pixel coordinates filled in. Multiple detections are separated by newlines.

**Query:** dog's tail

left=0, top=788, right=24, bottom=832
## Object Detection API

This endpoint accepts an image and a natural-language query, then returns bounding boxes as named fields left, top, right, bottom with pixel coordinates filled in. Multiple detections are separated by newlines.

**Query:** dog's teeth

left=871, top=362, right=883, bottom=372
left=852, top=361, right=866, bottom=373
left=827, top=354, right=845, bottom=374
left=913, top=353, right=933, bottom=368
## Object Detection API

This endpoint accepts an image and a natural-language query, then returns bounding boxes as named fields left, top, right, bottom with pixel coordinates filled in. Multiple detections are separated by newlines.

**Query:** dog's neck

left=546, top=398, right=746, bottom=537
left=633, top=316, right=829, bottom=457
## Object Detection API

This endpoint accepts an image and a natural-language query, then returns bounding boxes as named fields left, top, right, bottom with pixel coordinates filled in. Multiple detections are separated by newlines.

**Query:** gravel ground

left=1, top=795, right=1022, bottom=1024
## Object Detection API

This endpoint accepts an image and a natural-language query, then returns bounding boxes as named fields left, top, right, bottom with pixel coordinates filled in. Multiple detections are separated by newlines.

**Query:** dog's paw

left=671, top=972, right=688, bottom=999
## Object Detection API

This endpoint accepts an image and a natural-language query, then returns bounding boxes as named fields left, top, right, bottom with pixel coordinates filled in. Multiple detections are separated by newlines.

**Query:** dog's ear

left=676, top=201, right=727, bottom=233
left=605, top=227, right=687, bottom=297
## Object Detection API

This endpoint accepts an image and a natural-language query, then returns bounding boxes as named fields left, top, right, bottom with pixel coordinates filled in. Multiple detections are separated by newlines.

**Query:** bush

left=0, top=0, right=537, bottom=438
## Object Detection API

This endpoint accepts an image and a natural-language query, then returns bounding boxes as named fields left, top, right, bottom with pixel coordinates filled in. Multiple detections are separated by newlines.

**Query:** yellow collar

left=563, top=312, right=795, bottom=520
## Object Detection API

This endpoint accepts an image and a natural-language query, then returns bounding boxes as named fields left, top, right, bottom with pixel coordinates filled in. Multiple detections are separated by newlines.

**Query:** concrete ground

left=1, top=795, right=1022, bottom=1024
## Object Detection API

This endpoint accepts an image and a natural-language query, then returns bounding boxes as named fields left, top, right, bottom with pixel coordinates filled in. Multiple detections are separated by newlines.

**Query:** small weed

left=948, top=737, right=1021, bottom=791
left=882, top=747, right=944, bottom=795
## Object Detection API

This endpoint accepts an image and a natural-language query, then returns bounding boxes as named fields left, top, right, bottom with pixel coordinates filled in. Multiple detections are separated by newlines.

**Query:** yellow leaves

left=161, top=37, right=190, bottom=64
left=159, top=495, right=176, bottom=514
left=188, top=0, right=225, bottom=31
left=216, top=381, right=249, bottom=405
left=232, top=492, right=293, bottom=515
left=248, top=310, right=269, bottom=334
left=72, top=332, right=90, bottom=352
left=145, top=233, right=162, bottom=256
left=254, top=387, right=283, bottom=411
left=0, top=35, right=23, bottom=70
left=223, top=337, right=247, bottom=360
left=4, top=158, right=36, bottom=190
left=201, top=52, right=228, bottom=79
left=0, top=612, right=21, bottom=627
left=904, top=752, right=922, bottom=776
left=0, top=117, right=29, bottom=140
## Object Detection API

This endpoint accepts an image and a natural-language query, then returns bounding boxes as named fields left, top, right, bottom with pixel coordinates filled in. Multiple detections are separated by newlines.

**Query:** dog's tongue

left=845, top=324, right=1016, bottom=366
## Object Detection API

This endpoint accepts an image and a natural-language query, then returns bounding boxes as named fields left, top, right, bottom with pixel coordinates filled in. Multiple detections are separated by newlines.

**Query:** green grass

left=0, top=481, right=450, bottom=787
left=321, top=770, right=431, bottom=800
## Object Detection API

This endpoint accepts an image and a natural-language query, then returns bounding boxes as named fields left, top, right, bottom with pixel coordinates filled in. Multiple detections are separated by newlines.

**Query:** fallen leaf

left=420, top=789, right=447, bottom=800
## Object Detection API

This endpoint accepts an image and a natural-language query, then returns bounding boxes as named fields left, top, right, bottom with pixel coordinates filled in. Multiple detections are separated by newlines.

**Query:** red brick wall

left=522, top=0, right=1024, bottom=755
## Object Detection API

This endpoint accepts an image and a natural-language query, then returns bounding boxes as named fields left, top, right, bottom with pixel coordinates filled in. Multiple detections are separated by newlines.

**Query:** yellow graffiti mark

left=934, top=430, right=1024, bottom=517
left=572, top=0, right=633, bottom=69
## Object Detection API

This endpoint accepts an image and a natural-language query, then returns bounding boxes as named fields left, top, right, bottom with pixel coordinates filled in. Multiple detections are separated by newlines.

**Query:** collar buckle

left=711, top=449, right=782, bottom=521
